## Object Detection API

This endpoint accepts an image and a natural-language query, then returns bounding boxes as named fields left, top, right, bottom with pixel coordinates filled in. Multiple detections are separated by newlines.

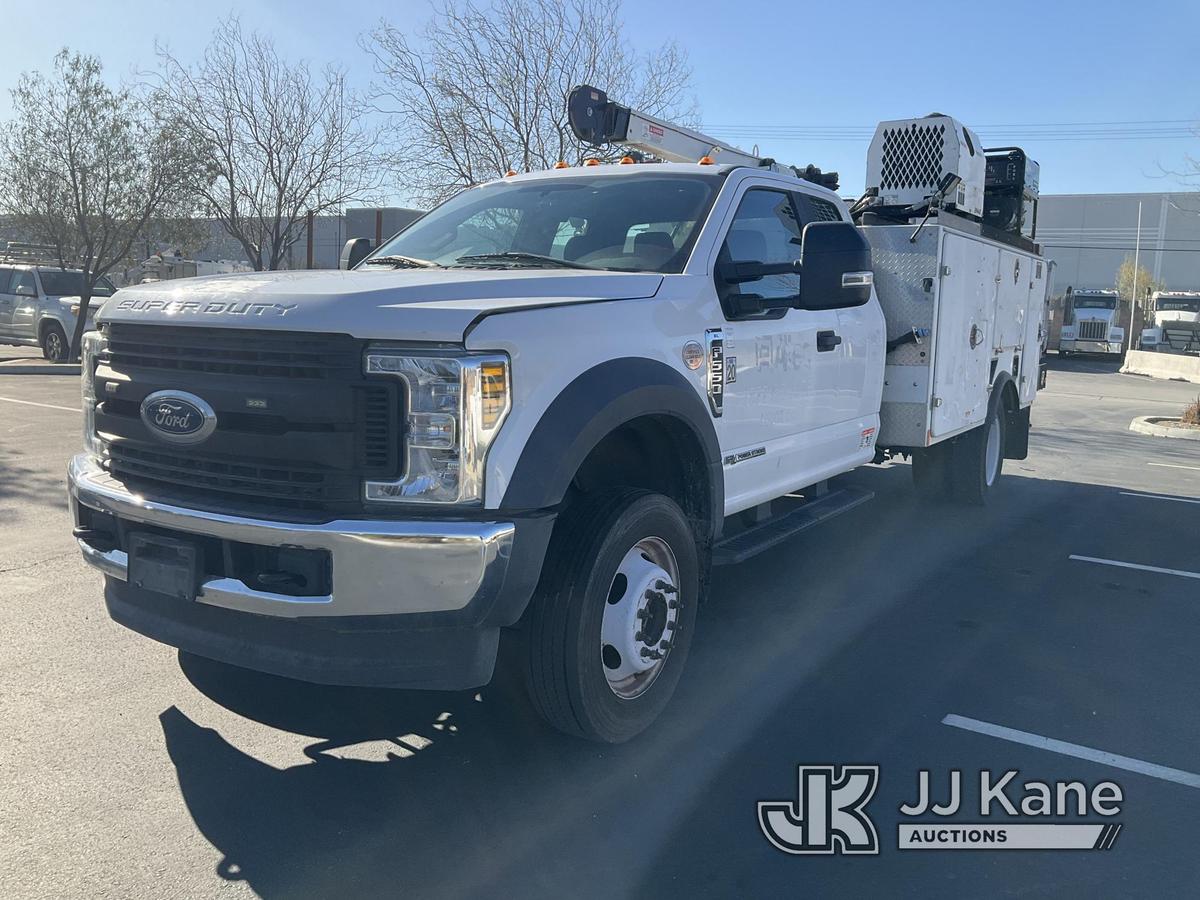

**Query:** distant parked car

left=0, top=262, right=114, bottom=362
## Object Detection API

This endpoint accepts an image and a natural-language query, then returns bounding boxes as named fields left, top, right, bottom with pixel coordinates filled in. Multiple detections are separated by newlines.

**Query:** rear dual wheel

left=911, top=403, right=1006, bottom=506
left=523, top=489, right=700, bottom=743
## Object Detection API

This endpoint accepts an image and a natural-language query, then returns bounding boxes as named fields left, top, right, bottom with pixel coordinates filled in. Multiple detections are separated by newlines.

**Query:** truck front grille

left=105, top=323, right=362, bottom=380
left=104, top=444, right=356, bottom=506
left=1077, top=320, right=1109, bottom=341
left=96, top=324, right=401, bottom=514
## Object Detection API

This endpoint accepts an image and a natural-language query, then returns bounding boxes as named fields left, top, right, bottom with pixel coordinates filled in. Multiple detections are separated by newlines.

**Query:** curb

left=1129, top=415, right=1200, bottom=441
left=0, top=365, right=81, bottom=375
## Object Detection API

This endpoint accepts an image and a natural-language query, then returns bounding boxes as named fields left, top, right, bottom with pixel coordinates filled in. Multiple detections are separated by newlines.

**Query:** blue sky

left=4, top=0, right=1198, bottom=202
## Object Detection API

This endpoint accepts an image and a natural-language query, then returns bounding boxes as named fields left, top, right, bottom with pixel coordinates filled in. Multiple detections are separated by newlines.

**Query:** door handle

left=816, top=330, right=842, bottom=352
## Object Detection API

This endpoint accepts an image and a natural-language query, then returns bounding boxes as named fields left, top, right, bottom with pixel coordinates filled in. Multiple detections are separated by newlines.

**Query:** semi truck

left=68, top=87, right=1050, bottom=743
left=1058, top=288, right=1124, bottom=357
left=1139, top=291, right=1200, bottom=354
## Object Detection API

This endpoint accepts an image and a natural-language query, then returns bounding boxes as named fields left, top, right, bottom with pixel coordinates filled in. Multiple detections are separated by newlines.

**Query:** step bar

left=713, top=486, right=874, bottom=567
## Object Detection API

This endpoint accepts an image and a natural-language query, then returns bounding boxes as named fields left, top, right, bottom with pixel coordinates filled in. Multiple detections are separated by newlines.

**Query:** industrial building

left=1037, top=191, right=1200, bottom=298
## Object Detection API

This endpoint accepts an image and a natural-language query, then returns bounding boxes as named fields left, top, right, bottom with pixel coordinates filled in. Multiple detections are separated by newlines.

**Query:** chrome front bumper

left=68, top=454, right=516, bottom=619
left=1061, top=339, right=1121, bottom=354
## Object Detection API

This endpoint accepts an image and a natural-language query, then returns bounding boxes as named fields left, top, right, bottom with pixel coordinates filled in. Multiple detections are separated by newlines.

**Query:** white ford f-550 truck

left=69, top=87, right=1050, bottom=742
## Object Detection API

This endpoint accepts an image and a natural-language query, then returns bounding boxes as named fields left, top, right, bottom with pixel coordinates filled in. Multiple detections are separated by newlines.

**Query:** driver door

left=711, top=184, right=844, bottom=513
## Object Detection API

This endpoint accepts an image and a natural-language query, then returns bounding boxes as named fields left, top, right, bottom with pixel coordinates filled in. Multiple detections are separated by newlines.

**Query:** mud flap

left=1005, top=405, right=1031, bottom=460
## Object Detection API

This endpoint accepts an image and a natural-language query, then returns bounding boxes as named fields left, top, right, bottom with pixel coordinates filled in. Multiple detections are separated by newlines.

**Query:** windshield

left=37, top=269, right=116, bottom=298
left=1157, top=298, right=1200, bottom=313
left=1073, top=296, right=1117, bottom=310
left=367, top=173, right=722, bottom=273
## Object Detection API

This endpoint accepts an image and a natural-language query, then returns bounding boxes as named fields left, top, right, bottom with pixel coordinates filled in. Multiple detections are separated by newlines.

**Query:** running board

left=712, top=487, right=874, bottom=566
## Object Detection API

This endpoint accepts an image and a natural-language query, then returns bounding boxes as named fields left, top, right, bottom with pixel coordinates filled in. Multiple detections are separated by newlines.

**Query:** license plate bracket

left=128, top=532, right=199, bottom=601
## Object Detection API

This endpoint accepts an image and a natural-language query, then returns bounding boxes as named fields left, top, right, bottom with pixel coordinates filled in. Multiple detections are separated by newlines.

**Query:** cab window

left=716, top=188, right=803, bottom=316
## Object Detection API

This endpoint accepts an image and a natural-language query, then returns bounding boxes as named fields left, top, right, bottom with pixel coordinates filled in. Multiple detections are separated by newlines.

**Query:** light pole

left=1126, top=200, right=1142, bottom=355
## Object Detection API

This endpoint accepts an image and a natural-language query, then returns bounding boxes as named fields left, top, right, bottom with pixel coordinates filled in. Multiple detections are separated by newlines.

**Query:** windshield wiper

left=363, top=254, right=439, bottom=269
left=452, top=252, right=593, bottom=270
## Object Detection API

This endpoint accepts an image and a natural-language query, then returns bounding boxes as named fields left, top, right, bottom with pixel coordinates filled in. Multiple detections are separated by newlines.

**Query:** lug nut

left=656, top=581, right=678, bottom=594
left=665, top=622, right=676, bottom=632
left=659, top=640, right=672, bottom=651
left=634, top=630, right=644, bottom=642
left=667, top=599, right=679, bottom=610
left=645, top=590, right=665, bottom=603
left=636, top=608, right=649, bottom=620
left=640, top=647, right=653, bottom=658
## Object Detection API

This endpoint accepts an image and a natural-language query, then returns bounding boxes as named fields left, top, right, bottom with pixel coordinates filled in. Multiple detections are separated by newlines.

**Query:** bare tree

left=363, top=0, right=697, bottom=205
left=0, top=50, right=193, bottom=358
left=154, top=18, right=383, bottom=271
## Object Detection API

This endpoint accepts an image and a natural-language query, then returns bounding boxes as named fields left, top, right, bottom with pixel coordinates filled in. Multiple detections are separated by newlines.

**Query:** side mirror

left=717, top=258, right=801, bottom=285
left=794, top=221, right=873, bottom=310
left=340, top=238, right=373, bottom=270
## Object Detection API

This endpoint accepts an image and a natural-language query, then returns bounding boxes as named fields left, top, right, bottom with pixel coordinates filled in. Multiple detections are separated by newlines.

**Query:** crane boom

left=566, top=84, right=838, bottom=190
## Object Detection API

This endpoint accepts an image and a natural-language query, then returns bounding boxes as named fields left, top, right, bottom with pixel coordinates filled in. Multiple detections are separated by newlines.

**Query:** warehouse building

left=1037, top=191, right=1200, bottom=298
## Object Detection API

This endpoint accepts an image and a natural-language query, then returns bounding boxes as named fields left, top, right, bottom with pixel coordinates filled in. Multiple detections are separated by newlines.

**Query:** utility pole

left=1126, top=200, right=1142, bottom=355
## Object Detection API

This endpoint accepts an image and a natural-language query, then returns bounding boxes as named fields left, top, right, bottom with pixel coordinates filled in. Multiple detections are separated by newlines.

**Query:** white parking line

left=0, top=395, right=81, bottom=413
left=943, top=714, right=1200, bottom=789
left=1069, top=554, right=1200, bottom=581
left=1148, top=462, right=1200, bottom=472
left=1119, top=491, right=1200, bottom=506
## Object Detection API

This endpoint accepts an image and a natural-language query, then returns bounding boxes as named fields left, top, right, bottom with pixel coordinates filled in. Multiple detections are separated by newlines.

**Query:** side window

left=11, top=270, right=37, bottom=297
left=718, top=189, right=802, bottom=310
left=794, top=193, right=843, bottom=223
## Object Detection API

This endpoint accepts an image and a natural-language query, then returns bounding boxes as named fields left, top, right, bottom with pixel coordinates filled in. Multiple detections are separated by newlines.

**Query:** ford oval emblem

left=139, top=391, right=217, bottom=445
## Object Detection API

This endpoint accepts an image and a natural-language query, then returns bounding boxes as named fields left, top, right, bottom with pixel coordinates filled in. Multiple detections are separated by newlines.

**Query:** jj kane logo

left=759, top=765, right=1124, bottom=855
left=758, top=765, right=880, bottom=855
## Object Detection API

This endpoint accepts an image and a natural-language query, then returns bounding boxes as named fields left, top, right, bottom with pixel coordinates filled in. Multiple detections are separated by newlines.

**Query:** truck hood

left=97, top=268, right=664, bottom=343
left=1154, top=310, right=1200, bottom=326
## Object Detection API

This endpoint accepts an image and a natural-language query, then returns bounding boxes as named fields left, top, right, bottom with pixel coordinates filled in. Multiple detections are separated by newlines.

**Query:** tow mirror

left=794, top=221, right=873, bottom=310
left=340, top=238, right=373, bottom=270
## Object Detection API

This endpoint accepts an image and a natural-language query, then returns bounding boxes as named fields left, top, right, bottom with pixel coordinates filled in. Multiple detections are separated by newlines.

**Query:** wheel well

left=38, top=318, right=65, bottom=339
left=569, top=415, right=714, bottom=541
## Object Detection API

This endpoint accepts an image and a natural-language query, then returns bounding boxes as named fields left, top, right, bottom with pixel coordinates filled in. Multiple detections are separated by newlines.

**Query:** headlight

left=1110, top=328, right=1124, bottom=341
left=81, top=330, right=107, bottom=457
left=364, top=349, right=511, bottom=504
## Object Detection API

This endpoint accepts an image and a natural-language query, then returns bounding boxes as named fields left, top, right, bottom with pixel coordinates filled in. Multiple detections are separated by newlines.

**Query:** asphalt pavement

left=1, top=355, right=1199, bottom=898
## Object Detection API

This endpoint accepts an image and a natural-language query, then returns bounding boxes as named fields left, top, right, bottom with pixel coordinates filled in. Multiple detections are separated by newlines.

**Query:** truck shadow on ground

left=0, top=455, right=68, bottom=510
left=157, top=468, right=1177, bottom=898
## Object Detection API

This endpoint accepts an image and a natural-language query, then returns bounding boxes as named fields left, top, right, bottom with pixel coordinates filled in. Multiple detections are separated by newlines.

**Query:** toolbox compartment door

left=931, top=232, right=997, bottom=438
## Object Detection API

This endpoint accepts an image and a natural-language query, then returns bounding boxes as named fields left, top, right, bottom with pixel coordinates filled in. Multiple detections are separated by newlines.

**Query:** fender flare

left=500, top=357, right=724, bottom=539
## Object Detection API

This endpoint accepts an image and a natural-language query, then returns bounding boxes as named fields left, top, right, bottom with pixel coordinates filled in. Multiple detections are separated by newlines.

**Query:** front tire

left=41, top=323, right=68, bottom=363
left=523, top=489, right=700, bottom=743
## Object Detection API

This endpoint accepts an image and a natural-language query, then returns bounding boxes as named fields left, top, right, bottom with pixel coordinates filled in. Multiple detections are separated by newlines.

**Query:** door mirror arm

left=718, top=258, right=802, bottom=285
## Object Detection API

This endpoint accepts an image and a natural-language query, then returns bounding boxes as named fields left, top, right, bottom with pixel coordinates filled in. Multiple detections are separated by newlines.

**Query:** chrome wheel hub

left=600, top=536, right=680, bottom=700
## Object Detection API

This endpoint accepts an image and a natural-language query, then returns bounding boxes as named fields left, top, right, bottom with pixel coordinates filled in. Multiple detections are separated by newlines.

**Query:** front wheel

left=523, top=489, right=701, bottom=743
left=41, top=323, right=68, bottom=363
